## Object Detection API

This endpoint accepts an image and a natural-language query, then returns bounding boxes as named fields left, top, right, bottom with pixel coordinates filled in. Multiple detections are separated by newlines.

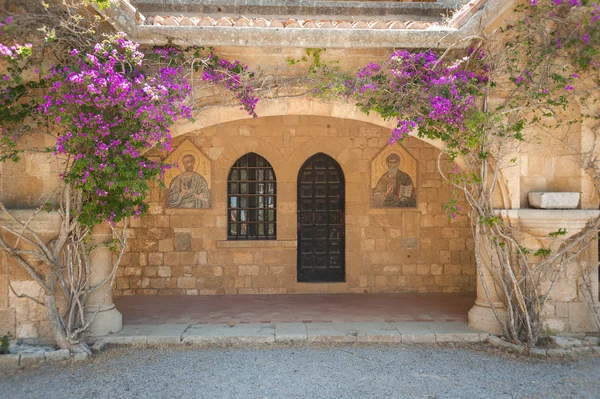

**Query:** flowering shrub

left=197, top=50, right=259, bottom=117
left=1, top=20, right=260, bottom=227
left=332, top=1, right=598, bottom=157
left=502, top=1, right=599, bottom=110
left=338, top=50, right=488, bottom=159
left=0, top=6, right=262, bottom=349
left=36, top=34, right=192, bottom=226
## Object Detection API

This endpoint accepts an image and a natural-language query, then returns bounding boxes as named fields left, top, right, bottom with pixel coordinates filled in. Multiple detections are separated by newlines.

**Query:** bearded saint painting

left=168, top=154, right=211, bottom=208
left=372, top=153, right=416, bottom=208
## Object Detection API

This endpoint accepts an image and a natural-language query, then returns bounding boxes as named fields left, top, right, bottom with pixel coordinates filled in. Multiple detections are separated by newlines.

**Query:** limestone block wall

left=0, top=134, right=62, bottom=340
left=5, top=280, right=50, bottom=341
left=114, top=115, right=476, bottom=296
left=0, top=213, right=62, bottom=341
left=0, top=138, right=62, bottom=208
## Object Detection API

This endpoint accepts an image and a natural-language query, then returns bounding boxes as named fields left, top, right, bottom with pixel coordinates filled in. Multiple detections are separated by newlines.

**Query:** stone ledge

left=294, top=282, right=349, bottom=294
left=131, top=24, right=461, bottom=49
left=496, top=209, right=600, bottom=231
left=216, top=239, right=296, bottom=248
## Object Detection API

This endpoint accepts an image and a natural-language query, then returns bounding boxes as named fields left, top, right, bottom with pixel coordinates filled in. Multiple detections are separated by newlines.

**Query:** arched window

left=228, top=153, right=276, bottom=240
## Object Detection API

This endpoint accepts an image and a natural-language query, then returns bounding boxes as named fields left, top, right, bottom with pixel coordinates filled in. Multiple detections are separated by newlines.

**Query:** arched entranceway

left=116, top=110, right=495, bottom=334
left=297, top=153, right=345, bottom=283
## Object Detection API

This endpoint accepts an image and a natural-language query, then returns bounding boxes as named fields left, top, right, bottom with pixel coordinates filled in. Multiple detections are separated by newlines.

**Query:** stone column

left=468, top=234, right=507, bottom=334
left=85, top=223, right=122, bottom=337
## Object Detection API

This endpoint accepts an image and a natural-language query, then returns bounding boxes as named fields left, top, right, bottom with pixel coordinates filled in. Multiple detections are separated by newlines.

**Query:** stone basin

left=528, top=192, right=580, bottom=209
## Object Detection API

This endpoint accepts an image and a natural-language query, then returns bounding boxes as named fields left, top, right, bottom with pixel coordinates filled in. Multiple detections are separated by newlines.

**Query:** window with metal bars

left=227, top=153, right=276, bottom=240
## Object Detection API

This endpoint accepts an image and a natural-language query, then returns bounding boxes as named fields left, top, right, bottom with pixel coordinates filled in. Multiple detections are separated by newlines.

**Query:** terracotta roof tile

left=284, top=18, right=301, bottom=28
left=388, top=21, right=407, bottom=30
left=198, top=17, right=214, bottom=27
left=143, top=15, right=439, bottom=31
left=253, top=18, right=269, bottom=27
left=369, top=20, right=388, bottom=30
left=317, top=20, right=335, bottom=29
left=270, top=19, right=284, bottom=28
left=351, top=21, right=369, bottom=30
left=179, top=17, right=195, bottom=26
left=163, top=16, right=179, bottom=26
left=235, top=17, right=251, bottom=27
left=151, top=15, right=163, bottom=26
left=335, top=21, right=352, bottom=29
left=406, top=21, right=429, bottom=30
left=216, top=17, right=234, bottom=27
left=302, top=20, right=317, bottom=29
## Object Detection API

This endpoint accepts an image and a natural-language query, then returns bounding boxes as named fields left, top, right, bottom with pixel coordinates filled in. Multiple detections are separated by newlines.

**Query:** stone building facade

left=114, top=116, right=475, bottom=297
left=1, top=0, right=599, bottom=340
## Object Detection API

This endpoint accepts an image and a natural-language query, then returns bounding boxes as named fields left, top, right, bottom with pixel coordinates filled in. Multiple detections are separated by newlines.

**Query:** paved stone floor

left=114, top=292, right=475, bottom=325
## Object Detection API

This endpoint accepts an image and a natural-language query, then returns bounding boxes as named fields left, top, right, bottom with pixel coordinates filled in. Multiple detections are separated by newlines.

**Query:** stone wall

left=0, top=213, right=62, bottom=341
left=114, top=115, right=476, bottom=296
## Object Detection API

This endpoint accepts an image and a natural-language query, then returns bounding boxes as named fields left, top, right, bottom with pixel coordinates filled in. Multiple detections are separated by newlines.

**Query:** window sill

left=216, top=240, right=296, bottom=249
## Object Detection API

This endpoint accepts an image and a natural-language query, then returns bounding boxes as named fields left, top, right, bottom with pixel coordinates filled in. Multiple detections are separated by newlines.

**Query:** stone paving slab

left=306, top=323, right=359, bottom=343
left=390, top=322, right=436, bottom=343
left=327, top=322, right=403, bottom=343
left=305, top=323, right=402, bottom=343
left=425, top=321, right=488, bottom=343
left=0, top=354, right=20, bottom=370
left=274, top=323, right=307, bottom=342
left=45, top=349, right=71, bottom=361
left=182, top=324, right=276, bottom=344
left=19, top=353, right=45, bottom=367
left=147, top=324, right=189, bottom=345
left=100, top=321, right=489, bottom=347
left=356, top=326, right=402, bottom=343
left=103, top=324, right=157, bottom=345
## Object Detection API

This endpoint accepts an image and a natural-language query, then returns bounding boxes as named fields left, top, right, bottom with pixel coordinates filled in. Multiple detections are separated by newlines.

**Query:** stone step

left=101, top=321, right=489, bottom=346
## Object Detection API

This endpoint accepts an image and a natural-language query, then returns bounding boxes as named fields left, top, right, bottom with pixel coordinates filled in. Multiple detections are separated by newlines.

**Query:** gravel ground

left=0, top=343, right=599, bottom=399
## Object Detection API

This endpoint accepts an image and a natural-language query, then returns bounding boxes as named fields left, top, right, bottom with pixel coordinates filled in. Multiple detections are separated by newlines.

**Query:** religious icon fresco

left=371, top=145, right=417, bottom=208
left=164, top=139, right=212, bottom=209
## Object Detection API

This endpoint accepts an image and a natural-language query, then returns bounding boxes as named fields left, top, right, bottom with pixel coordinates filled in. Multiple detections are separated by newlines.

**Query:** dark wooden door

left=297, top=153, right=345, bottom=282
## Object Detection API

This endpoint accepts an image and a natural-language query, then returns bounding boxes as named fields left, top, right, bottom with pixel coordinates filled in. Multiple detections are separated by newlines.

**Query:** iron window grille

left=227, top=153, right=276, bottom=240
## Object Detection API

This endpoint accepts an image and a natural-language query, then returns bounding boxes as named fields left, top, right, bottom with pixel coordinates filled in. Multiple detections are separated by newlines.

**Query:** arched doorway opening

left=297, top=153, right=345, bottom=283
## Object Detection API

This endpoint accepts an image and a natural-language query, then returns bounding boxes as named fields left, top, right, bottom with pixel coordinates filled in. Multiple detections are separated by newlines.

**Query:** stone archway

left=173, top=98, right=443, bottom=149
left=113, top=113, right=486, bottom=331
left=170, top=98, right=513, bottom=209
